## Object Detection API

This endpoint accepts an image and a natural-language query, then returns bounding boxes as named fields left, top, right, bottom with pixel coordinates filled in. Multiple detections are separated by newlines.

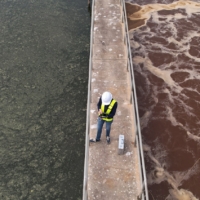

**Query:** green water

left=0, top=0, right=90, bottom=199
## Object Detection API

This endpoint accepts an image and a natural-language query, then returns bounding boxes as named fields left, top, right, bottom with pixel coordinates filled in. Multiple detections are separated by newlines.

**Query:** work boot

left=90, top=139, right=100, bottom=142
left=106, top=137, right=110, bottom=144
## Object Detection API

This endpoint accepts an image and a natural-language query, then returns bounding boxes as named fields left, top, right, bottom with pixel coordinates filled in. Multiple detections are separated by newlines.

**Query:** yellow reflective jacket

left=100, top=99, right=117, bottom=121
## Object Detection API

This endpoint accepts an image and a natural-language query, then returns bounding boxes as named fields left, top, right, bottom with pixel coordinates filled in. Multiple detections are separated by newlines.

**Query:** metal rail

left=82, top=0, right=149, bottom=199
left=121, top=0, right=149, bottom=199
left=82, top=0, right=95, bottom=199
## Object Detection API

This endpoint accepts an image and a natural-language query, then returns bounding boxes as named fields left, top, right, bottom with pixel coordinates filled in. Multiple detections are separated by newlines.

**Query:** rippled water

left=126, top=0, right=200, bottom=199
left=0, top=0, right=90, bottom=199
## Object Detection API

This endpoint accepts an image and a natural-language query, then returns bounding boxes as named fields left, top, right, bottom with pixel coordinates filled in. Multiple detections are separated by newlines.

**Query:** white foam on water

left=187, top=131, right=200, bottom=142
left=166, top=106, right=180, bottom=127
left=133, top=56, right=181, bottom=89
left=143, top=144, right=151, bottom=151
left=146, top=144, right=200, bottom=200
left=128, top=0, right=200, bottom=24
left=163, top=88, right=174, bottom=103
left=174, top=158, right=200, bottom=186
left=166, top=189, right=198, bottom=200
left=140, top=110, right=152, bottom=129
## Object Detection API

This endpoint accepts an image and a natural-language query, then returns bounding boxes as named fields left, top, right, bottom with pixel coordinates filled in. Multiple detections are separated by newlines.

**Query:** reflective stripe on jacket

left=100, top=99, right=117, bottom=121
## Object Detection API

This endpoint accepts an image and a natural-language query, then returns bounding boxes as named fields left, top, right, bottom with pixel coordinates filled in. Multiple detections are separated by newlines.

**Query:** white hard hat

left=102, top=91, right=112, bottom=105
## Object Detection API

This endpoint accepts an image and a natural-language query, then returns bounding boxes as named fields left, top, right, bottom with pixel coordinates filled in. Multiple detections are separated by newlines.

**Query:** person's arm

left=97, top=97, right=102, bottom=116
left=107, top=102, right=118, bottom=118
left=97, top=97, right=102, bottom=110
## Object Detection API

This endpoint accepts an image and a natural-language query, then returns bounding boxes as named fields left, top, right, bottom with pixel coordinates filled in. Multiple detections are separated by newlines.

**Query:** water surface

left=0, top=0, right=90, bottom=199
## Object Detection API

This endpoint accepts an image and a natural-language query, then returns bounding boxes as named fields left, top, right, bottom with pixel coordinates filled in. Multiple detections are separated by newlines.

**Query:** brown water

left=126, top=0, right=200, bottom=199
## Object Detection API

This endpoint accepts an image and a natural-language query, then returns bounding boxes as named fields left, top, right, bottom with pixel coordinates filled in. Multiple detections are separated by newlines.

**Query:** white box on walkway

left=118, top=134, right=124, bottom=155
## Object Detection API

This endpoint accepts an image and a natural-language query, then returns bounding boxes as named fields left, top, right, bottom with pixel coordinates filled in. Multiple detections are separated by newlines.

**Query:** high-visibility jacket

left=100, top=99, right=117, bottom=121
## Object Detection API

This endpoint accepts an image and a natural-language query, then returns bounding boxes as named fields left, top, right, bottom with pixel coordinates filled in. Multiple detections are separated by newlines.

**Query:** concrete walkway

left=88, top=0, right=141, bottom=199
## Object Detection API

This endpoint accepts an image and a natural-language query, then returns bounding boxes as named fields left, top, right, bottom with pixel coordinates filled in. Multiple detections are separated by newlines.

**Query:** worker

left=90, top=91, right=118, bottom=144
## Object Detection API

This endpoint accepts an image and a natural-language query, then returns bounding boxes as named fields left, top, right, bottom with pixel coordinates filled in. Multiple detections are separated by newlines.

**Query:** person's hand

left=98, top=109, right=102, bottom=115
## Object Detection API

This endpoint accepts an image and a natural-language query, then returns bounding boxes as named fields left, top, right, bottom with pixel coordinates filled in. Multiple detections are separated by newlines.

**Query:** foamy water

left=126, top=0, right=200, bottom=199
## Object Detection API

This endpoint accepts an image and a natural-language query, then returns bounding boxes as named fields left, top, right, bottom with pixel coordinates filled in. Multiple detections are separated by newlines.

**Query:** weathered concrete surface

left=93, top=44, right=126, bottom=60
left=88, top=0, right=141, bottom=199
